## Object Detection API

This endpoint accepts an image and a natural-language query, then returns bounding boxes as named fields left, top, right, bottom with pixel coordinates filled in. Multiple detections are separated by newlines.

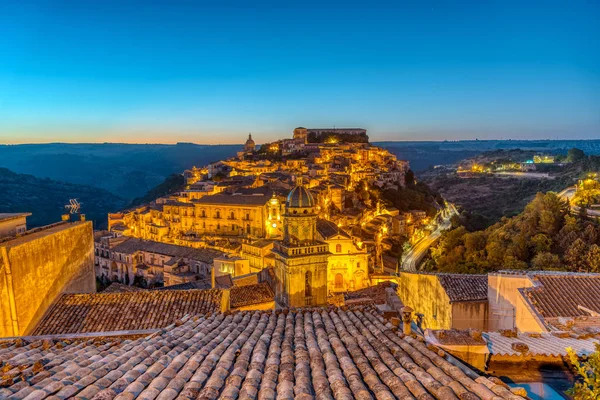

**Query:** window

left=246, top=224, right=251, bottom=234
left=305, top=271, right=312, bottom=297
left=201, top=210, right=206, bottom=218
left=216, top=211, right=221, bottom=219
left=217, top=223, right=221, bottom=230
left=336, top=244, right=342, bottom=253
left=335, top=273, right=344, bottom=289
left=230, top=211, right=235, bottom=219
left=245, top=213, right=250, bottom=220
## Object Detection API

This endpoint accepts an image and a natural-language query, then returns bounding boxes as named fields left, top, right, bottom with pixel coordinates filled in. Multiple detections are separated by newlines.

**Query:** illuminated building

left=273, top=179, right=330, bottom=307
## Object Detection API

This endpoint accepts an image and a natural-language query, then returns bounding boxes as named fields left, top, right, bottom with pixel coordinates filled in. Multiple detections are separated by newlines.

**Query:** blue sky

left=0, top=1, right=598, bottom=144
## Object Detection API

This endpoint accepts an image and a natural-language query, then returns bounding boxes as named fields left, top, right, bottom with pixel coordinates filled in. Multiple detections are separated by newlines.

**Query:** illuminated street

left=401, top=203, right=457, bottom=271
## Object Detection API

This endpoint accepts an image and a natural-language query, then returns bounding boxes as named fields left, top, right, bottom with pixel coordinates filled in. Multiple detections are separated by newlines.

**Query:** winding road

left=401, top=203, right=457, bottom=272
left=558, top=186, right=600, bottom=217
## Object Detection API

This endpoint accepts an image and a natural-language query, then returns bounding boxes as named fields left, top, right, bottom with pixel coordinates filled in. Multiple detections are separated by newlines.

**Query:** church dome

left=286, top=185, right=315, bottom=208
left=245, top=134, right=255, bottom=146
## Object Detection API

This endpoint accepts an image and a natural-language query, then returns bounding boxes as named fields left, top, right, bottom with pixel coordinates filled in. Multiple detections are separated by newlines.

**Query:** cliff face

left=0, top=221, right=95, bottom=337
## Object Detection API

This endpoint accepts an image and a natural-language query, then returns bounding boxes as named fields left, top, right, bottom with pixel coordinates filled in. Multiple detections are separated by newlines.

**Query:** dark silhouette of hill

left=129, top=174, right=185, bottom=208
left=0, top=167, right=126, bottom=228
left=0, top=143, right=240, bottom=200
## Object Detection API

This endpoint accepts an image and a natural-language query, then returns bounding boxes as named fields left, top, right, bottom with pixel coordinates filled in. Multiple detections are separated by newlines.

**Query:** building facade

left=273, top=182, right=330, bottom=307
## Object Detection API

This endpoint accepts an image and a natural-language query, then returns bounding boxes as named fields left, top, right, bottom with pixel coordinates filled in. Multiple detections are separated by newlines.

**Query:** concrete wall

left=451, top=301, right=488, bottom=331
left=397, top=272, right=452, bottom=330
left=0, top=221, right=95, bottom=337
left=488, top=274, right=545, bottom=332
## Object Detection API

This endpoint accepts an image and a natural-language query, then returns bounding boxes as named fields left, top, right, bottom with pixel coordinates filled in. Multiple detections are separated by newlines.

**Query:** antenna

left=65, top=199, right=82, bottom=214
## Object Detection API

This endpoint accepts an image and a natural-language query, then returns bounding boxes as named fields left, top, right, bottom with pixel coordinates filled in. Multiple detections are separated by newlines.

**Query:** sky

left=0, top=1, right=598, bottom=144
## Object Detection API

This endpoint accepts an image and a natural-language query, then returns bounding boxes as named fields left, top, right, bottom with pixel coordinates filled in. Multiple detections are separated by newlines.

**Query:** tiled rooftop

left=111, top=238, right=224, bottom=263
left=344, top=281, right=396, bottom=305
left=194, top=193, right=270, bottom=206
left=230, top=283, right=274, bottom=308
left=483, top=331, right=600, bottom=357
left=32, top=290, right=222, bottom=336
left=102, top=283, right=144, bottom=293
left=1, top=307, right=523, bottom=399
left=524, top=274, right=600, bottom=318
left=438, top=274, right=488, bottom=302
left=316, top=219, right=350, bottom=239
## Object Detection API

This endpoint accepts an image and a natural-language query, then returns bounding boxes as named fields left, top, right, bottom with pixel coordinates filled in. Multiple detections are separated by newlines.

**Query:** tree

left=405, top=169, right=415, bottom=186
left=531, top=252, right=562, bottom=270
left=567, top=148, right=586, bottom=163
left=565, top=238, right=589, bottom=271
left=567, top=344, right=600, bottom=399
left=530, top=233, right=552, bottom=254
left=587, top=244, right=600, bottom=272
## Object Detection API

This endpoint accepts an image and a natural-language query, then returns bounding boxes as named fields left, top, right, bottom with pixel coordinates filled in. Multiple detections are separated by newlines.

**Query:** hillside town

left=98, top=127, right=437, bottom=304
left=1, top=129, right=599, bottom=399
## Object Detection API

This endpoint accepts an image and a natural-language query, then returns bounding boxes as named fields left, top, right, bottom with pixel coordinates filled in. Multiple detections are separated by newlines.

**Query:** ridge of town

left=1, top=127, right=599, bottom=399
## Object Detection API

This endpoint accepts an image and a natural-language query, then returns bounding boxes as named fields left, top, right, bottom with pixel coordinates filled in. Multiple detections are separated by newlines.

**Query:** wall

left=397, top=272, right=452, bottom=330
left=451, top=301, right=488, bottom=331
left=488, top=274, right=544, bottom=332
left=0, top=221, right=95, bottom=337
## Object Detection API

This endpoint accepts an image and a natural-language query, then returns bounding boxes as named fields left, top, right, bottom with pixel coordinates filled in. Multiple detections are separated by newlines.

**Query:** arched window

left=230, top=211, right=235, bottom=219
left=336, top=244, right=342, bottom=253
left=305, top=271, right=312, bottom=297
left=216, top=211, right=221, bottom=219
left=201, top=210, right=206, bottom=218
left=335, top=273, right=344, bottom=289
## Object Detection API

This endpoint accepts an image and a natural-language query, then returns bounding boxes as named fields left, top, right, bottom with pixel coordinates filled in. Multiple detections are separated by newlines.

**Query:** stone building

left=273, top=180, right=330, bottom=307
left=315, top=219, right=369, bottom=295
left=94, top=234, right=224, bottom=287
left=397, top=272, right=488, bottom=331
left=488, top=270, right=600, bottom=332
left=0, top=216, right=95, bottom=337
left=110, top=189, right=283, bottom=243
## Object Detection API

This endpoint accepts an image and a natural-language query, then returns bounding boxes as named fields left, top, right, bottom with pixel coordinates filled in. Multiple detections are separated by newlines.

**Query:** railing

left=304, top=296, right=314, bottom=306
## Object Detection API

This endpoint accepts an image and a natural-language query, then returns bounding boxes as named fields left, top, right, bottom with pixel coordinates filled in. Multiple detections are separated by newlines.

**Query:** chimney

left=79, top=214, right=86, bottom=222
left=401, top=306, right=413, bottom=335
left=61, top=214, right=70, bottom=221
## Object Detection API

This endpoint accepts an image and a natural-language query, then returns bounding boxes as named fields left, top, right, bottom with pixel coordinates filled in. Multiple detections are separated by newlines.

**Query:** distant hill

left=0, top=167, right=126, bottom=228
left=0, top=143, right=240, bottom=200
left=422, top=150, right=600, bottom=229
left=129, top=174, right=185, bottom=208
left=376, top=139, right=600, bottom=172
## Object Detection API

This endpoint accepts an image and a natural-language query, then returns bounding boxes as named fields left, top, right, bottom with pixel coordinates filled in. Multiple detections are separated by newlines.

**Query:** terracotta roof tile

left=0, top=307, right=524, bottom=400
left=438, top=274, right=488, bottom=302
left=230, top=283, right=274, bottom=308
left=344, top=281, right=396, bottom=305
left=524, top=274, right=600, bottom=318
left=111, top=238, right=224, bottom=263
left=32, top=290, right=222, bottom=335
